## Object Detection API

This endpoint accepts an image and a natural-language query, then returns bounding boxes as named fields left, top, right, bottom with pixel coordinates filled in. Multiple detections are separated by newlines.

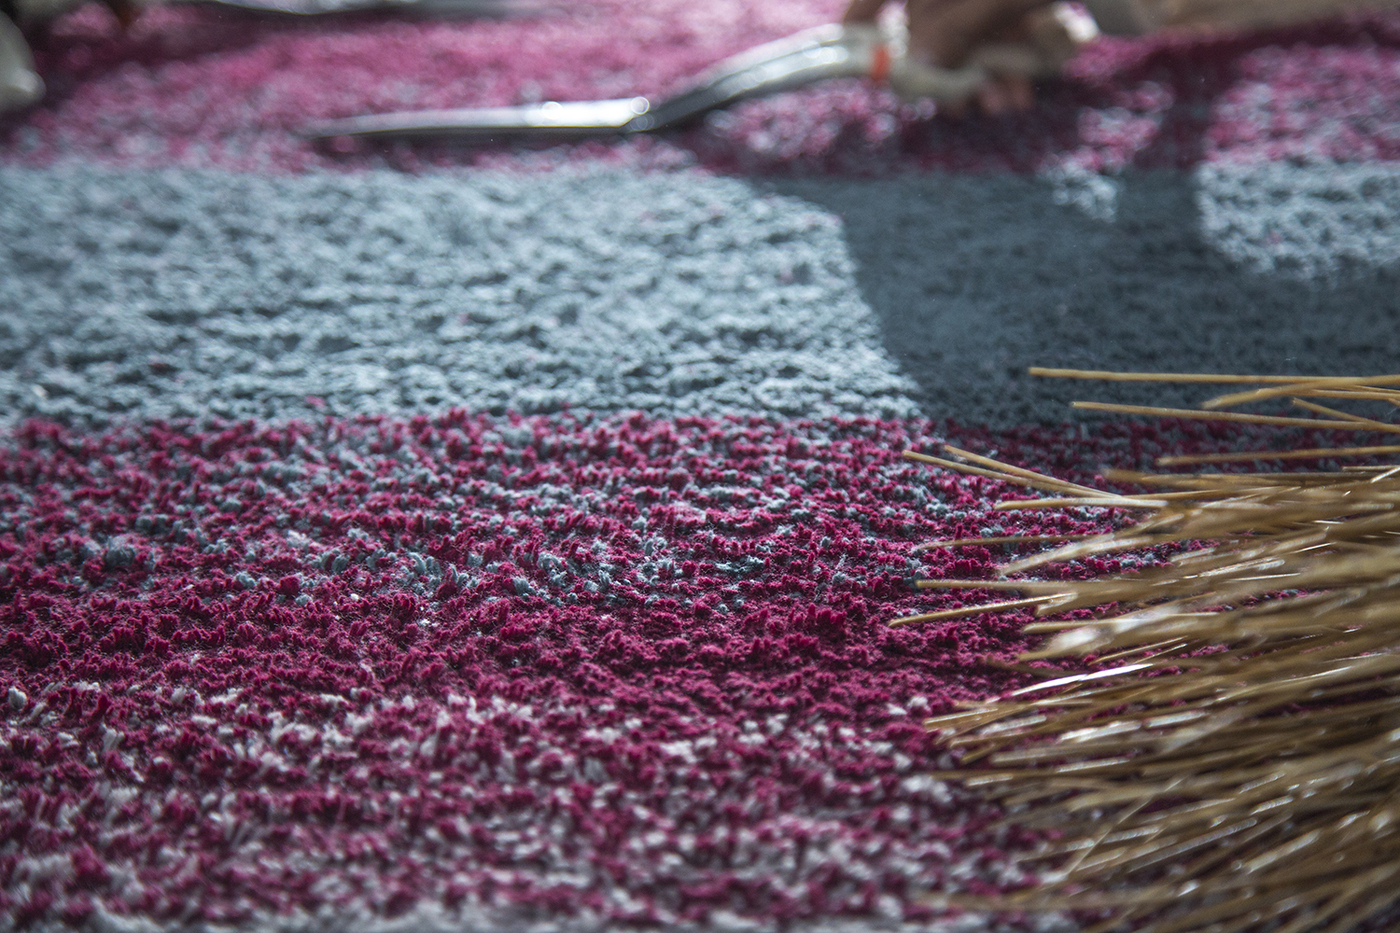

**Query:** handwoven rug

left=2, top=1, right=1400, bottom=930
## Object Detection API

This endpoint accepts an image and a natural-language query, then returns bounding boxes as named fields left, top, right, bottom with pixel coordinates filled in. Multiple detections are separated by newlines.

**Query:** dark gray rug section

left=779, top=162, right=1400, bottom=420
left=3, top=163, right=1398, bottom=428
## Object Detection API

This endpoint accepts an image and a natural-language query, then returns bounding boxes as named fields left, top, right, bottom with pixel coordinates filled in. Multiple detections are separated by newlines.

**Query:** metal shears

left=305, top=21, right=1000, bottom=144
left=168, top=0, right=544, bottom=19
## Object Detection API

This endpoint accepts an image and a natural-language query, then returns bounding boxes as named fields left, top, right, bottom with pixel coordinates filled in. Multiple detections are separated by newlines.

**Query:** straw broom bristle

left=907, top=371, right=1400, bottom=933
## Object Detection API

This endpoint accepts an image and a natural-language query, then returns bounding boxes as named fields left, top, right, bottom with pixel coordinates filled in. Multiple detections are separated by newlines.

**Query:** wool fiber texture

left=3, top=1, right=1400, bottom=931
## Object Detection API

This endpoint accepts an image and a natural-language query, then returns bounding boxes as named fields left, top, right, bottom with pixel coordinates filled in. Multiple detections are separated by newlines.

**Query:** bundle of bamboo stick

left=907, top=370, right=1400, bottom=933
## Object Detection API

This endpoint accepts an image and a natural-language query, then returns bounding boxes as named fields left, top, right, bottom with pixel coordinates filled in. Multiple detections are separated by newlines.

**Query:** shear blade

left=177, top=0, right=541, bottom=17
left=307, top=23, right=881, bottom=144
left=634, top=25, right=870, bottom=132
left=307, top=97, right=651, bottom=142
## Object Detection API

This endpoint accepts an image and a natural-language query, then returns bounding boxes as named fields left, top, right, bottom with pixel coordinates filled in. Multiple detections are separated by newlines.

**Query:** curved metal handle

left=625, top=24, right=877, bottom=133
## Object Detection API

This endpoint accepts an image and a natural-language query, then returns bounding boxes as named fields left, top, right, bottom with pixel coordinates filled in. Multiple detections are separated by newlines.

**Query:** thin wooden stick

left=1290, top=399, right=1399, bottom=429
left=1026, top=367, right=1385, bottom=385
left=995, top=496, right=1169, bottom=510
left=1295, top=389, right=1400, bottom=404
left=1158, top=445, right=1400, bottom=466
left=888, top=596, right=1057, bottom=627
left=940, top=444, right=1105, bottom=497
left=901, top=451, right=1076, bottom=495
left=1102, top=469, right=1365, bottom=487
left=1072, top=401, right=1400, bottom=432
left=1203, top=377, right=1400, bottom=410
left=916, top=579, right=1066, bottom=592
left=915, top=535, right=1090, bottom=551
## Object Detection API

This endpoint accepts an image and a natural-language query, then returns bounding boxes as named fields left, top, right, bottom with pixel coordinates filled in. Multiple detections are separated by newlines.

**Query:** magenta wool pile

left=0, top=414, right=1137, bottom=929
left=3, top=408, right=1367, bottom=929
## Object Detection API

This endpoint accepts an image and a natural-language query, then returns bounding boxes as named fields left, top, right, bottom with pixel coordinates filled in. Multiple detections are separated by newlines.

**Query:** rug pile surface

left=2, top=2, right=1400, bottom=930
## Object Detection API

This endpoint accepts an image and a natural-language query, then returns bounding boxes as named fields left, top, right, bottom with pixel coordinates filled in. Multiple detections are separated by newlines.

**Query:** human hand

left=1, top=11, right=45, bottom=114
left=844, top=0, right=1071, bottom=114
left=1, top=0, right=142, bottom=115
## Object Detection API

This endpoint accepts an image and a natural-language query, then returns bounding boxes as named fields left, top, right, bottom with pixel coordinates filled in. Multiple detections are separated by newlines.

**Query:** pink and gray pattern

left=3, top=1, right=1400, bottom=930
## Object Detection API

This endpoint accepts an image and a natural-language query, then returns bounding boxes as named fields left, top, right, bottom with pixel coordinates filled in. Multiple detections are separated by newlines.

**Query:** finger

left=0, top=13, right=44, bottom=114
left=977, top=80, right=1009, bottom=115
left=104, top=0, right=142, bottom=28
left=842, top=0, right=888, bottom=25
left=1006, top=74, right=1034, bottom=110
left=910, top=0, right=1053, bottom=67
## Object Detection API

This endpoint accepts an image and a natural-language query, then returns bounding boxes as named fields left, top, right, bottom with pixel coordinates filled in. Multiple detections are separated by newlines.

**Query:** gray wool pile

left=3, top=161, right=1398, bottom=429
